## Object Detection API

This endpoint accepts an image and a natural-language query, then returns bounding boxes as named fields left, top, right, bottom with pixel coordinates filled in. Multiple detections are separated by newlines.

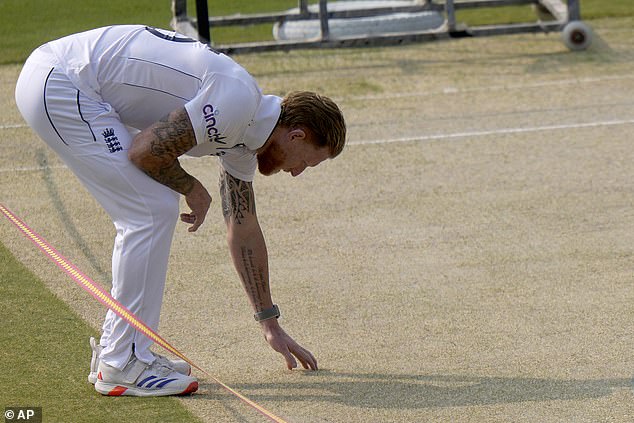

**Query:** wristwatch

left=254, top=304, right=280, bottom=322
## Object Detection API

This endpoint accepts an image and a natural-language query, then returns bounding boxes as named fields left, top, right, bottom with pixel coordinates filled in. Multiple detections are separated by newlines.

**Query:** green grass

left=456, top=0, right=634, bottom=27
left=0, top=0, right=297, bottom=64
left=0, top=0, right=173, bottom=65
left=0, top=242, right=201, bottom=423
left=1, top=0, right=632, bottom=63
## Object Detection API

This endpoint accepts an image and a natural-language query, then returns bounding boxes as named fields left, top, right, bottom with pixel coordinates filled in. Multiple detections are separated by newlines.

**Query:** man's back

left=46, top=25, right=259, bottom=131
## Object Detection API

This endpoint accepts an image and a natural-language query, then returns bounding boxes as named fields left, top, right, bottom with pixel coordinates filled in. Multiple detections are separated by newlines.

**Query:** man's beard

left=257, top=139, right=286, bottom=176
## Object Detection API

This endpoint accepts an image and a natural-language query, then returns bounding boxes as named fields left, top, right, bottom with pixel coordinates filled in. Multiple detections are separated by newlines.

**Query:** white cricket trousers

left=15, top=45, right=180, bottom=370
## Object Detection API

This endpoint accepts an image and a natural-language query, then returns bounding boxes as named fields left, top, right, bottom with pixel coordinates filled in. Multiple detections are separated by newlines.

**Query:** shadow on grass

left=35, top=148, right=110, bottom=283
left=198, top=371, right=630, bottom=409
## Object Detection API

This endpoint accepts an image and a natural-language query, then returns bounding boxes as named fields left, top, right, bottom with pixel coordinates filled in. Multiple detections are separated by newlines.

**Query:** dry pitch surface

left=1, top=17, right=634, bottom=422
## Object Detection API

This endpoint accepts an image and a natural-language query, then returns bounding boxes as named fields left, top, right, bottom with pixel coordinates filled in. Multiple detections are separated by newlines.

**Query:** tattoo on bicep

left=150, top=108, right=196, bottom=159
left=219, top=171, right=256, bottom=224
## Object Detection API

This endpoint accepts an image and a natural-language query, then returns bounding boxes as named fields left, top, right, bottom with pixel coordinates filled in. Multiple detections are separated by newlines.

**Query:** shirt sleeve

left=218, top=147, right=258, bottom=182
left=184, top=75, right=258, bottom=152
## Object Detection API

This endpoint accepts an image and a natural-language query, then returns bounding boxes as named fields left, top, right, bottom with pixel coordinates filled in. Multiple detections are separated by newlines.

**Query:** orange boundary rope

left=0, top=203, right=289, bottom=423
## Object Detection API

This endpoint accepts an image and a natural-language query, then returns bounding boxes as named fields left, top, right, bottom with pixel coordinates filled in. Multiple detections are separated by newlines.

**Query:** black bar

left=212, top=20, right=562, bottom=54
left=319, top=0, right=330, bottom=40
left=567, top=0, right=580, bottom=20
left=195, top=0, right=210, bottom=43
left=172, top=0, right=187, bottom=21
left=204, top=4, right=438, bottom=27
left=453, top=0, right=537, bottom=9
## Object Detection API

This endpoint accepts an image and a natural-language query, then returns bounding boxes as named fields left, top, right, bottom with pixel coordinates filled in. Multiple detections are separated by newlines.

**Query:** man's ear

left=288, top=128, right=306, bottom=142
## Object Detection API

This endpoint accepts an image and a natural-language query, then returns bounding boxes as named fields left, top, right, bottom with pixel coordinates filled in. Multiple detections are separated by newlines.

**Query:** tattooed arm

left=219, top=170, right=271, bottom=311
left=219, top=170, right=318, bottom=370
left=128, top=107, right=211, bottom=232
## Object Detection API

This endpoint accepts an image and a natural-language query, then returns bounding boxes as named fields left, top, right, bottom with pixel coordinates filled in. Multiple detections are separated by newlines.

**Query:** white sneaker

left=94, top=356, right=198, bottom=397
left=152, top=352, right=192, bottom=376
left=88, top=337, right=103, bottom=384
left=88, top=337, right=191, bottom=384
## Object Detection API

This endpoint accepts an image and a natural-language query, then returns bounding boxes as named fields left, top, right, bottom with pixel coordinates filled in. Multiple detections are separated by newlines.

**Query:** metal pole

left=446, top=0, right=456, bottom=32
left=318, top=0, right=330, bottom=41
left=567, top=0, right=580, bottom=21
left=196, top=0, right=211, bottom=43
left=299, top=0, right=309, bottom=16
left=171, top=0, right=187, bottom=22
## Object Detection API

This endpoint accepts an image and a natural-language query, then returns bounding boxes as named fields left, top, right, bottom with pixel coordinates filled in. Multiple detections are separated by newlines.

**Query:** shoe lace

left=153, top=354, right=176, bottom=371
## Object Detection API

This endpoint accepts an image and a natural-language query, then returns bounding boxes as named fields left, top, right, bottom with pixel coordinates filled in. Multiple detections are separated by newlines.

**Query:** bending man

left=15, top=24, right=346, bottom=397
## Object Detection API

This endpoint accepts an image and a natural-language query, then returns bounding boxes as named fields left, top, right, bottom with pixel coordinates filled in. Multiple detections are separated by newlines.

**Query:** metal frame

left=171, top=0, right=582, bottom=54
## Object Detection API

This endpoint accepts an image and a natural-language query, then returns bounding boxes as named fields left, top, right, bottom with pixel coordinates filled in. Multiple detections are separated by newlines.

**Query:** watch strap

left=254, top=304, right=280, bottom=322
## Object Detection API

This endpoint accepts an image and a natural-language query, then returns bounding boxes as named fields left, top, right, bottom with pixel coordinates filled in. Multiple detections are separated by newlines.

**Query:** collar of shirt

left=243, top=95, right=282, bottom=149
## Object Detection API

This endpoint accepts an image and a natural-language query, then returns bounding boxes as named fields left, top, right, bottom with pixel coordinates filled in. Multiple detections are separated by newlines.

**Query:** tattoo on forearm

left=239, top=246, right=267, bottom=311
left=145, top=108, right=197, bottom=195
left=147, top=159, right=194, bottom=195
left=220, top=171, right=267, bottom=310
left=219, top=171, right=256, bottom=224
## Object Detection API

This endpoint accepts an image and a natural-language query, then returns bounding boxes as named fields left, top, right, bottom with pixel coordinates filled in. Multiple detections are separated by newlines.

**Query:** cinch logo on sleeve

left=202, top=104, right=227, bottom=145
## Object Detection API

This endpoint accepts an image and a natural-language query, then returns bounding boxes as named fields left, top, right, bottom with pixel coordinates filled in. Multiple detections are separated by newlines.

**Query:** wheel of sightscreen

left=273, top=1, right=445, bottom=41
left=562, top=21, right=592, bottom=51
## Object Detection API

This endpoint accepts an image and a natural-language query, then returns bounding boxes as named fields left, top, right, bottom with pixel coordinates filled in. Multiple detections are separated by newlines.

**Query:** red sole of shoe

left=101, top=382, right=197, bottom=396
left=180, top=381, right=198, bottom=396
left=108, top=386, right=128, bottom=396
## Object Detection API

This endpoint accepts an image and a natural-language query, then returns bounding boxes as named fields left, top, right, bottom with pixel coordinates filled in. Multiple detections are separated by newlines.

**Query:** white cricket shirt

left=46, top=25, right=281, bottom=181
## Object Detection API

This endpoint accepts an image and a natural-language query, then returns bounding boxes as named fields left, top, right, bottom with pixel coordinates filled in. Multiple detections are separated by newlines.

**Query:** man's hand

left=180, top=179, right=212, bottom=232
left=260, top=319, right=318, bottom=371
left=128, top=107, right=213, bottom=232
